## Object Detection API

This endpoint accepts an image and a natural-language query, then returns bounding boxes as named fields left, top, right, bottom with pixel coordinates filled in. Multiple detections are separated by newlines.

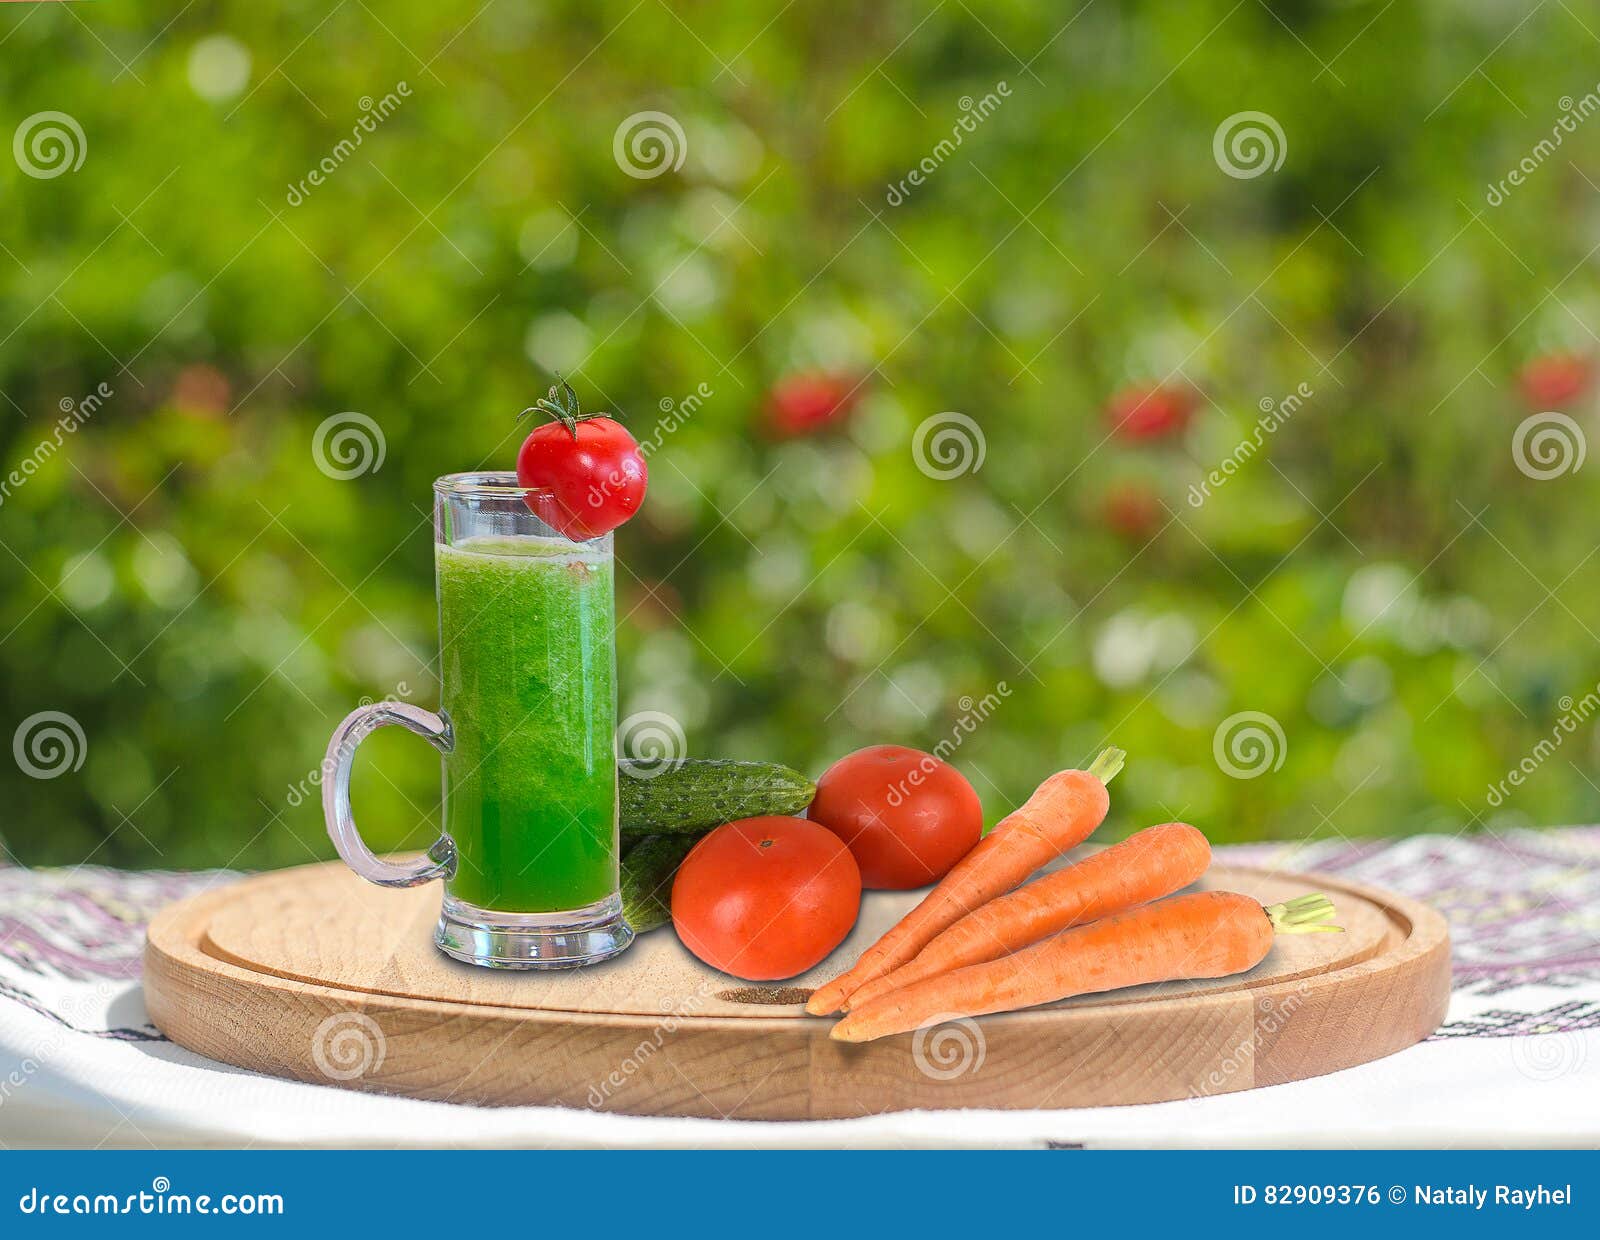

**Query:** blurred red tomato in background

left=765, top=370, right=866, bottom=437
left=1106, top=382, right=1197, bottom=441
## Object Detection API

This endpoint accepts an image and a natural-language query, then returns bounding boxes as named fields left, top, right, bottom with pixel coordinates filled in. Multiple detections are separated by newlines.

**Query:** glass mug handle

left=322, top=701, right=457, bottom=887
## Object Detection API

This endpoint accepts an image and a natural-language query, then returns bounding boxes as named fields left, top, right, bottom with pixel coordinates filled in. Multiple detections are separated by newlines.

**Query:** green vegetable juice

left=436, top=534, right=617, bottom=912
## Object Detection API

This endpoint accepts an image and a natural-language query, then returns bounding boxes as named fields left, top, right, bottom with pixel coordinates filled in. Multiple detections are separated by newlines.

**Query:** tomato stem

left=518, top=377, right=620, bottom=440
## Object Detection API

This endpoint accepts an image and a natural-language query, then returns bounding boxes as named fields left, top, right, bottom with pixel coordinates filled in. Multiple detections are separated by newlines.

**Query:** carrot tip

left=1265, top=892, right=1343, bottom=934
left=1087, top=746, right=1125, bottom=785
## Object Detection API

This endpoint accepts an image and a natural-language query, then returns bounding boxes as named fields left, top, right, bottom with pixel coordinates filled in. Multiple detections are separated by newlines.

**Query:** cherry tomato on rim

left=514, top=381, right=648, bottom=540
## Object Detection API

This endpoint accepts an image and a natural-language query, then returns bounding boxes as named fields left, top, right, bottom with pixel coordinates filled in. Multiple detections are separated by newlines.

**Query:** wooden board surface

left=146, top=859, right=1450, bottom=1119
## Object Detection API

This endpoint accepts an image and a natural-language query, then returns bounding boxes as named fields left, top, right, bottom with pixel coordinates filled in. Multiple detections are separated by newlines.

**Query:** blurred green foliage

left=5, top=1, right=1600, bottom=871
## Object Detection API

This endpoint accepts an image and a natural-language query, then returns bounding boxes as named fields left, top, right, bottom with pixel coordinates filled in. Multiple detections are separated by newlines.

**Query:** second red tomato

left=808, top=744, right=982, bottom=889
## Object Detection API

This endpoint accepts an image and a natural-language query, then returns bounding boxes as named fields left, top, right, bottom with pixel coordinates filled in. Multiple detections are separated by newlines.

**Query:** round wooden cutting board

left=145, top=859, right=1449, bottom=1119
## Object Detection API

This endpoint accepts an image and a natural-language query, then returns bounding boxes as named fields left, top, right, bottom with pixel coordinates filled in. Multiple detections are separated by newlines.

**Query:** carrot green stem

left=1264, top=892, right=1343, bottom=934
left=1087, top=746, right=1125, bottom=785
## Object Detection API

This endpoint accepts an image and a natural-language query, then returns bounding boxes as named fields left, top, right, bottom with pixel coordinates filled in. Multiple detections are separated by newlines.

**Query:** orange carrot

left=843, top=822, right=1211, bottom=1010
left=805, top=747, right=1125, bottom=1016
left=831, top=890, right=1341, bottom=1042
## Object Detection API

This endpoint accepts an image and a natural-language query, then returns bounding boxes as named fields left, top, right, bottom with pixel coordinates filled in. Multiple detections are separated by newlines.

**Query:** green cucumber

left=618, top=758, right=815, bottom=839
left=620, top=833, right=700, bottom=933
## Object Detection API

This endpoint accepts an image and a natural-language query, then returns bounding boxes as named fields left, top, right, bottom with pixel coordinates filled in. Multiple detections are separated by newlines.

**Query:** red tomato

left=516, top=416, right=647, bottom=540
left=765, top=371, right=865, bottom=437
left=1106, top=383, right=1197, bottom=441
left=1102, top=483, right=1163, bottom=541
left=808, top=745, right=982, bottom=889
left=171, top=364, right=231, bottom=418
left=671, top=817, right=861, bottom=980
left=1518, top=353, right=1592, bottom=409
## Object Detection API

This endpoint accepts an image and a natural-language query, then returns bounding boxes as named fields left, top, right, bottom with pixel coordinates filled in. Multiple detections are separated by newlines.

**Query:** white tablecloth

left=2, top=830, right=1597, bottom=1148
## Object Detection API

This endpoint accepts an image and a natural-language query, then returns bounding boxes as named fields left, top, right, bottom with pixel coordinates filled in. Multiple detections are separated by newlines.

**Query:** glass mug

left=321, top=472, right=632, bottom=968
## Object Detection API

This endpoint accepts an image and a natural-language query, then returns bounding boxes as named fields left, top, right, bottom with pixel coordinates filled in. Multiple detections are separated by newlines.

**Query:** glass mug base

left=434, top=892, right=634, bottom=970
